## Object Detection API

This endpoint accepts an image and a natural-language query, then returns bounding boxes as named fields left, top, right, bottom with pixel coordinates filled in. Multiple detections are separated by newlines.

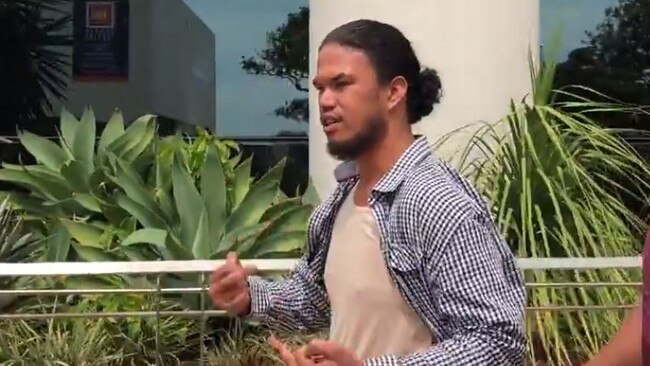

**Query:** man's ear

left=386, top=76, right=408, bottom=111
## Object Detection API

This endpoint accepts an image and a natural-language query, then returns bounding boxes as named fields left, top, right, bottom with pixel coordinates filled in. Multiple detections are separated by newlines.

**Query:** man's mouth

left=321, top=116, right=341, bottom=134
left=321, top=116, right=340, bottom=127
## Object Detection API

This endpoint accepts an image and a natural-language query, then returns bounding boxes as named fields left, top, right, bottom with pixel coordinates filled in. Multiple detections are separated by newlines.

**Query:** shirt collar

left=333, top=135, right=433, bottom=193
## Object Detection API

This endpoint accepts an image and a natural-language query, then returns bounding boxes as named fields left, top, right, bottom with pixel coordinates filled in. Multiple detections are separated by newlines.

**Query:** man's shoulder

left=396, top=158, right=489, bottom=219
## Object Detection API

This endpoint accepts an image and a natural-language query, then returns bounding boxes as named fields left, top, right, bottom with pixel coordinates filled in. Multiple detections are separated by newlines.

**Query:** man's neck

left=356, top=130, right=415, bottom=189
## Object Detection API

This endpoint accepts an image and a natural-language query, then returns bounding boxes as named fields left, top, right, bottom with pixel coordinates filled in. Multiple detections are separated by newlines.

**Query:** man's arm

left=365, top=214, right=527, bottom=366
left=246, top=253, right=331, bottom=333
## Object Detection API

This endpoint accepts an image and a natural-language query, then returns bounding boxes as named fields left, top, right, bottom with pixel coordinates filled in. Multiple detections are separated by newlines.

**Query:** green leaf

left=60, top=107, right=79, bottom=150
left=200, top=144, right=227, bottom=243
left=73, top=193, right=102, bottom=213
left=106, top=115, right=154, bottom=158
left=114, top=192, right=167, bottom=229
left=216, top=222, right=269, bottom=257
left=260, top=197, right=303, bottom=222
left=121, top=244, right=159, bottom=261
left=255, top=158, right=287, bottom=187
left=171, top=152, right=203, bottom=248
left=232, top=156, right=252, bottom=210
left=226, top=180, right=279, bottom=233
left=72, top=243, right=119, bottom=262
left=60, top=159, right=90, bottom=192
left=99, top=110, right=125, bottom=151
left=192, top=208, right=211, bottom=259
left=163, top=234, right=193, bottom=260
left=256, top=204, right=312, bottom=243
left=249, top=230, right=306, bottom=258
left=0, top=168, right=70, bottom=201
left=302, top=177, right=321, bottom=207
left=41, top=198, right=93, bottom=217
left=4, top=194, right=55, bottom=217
left=109, top=159, right=170, bottom=223
left=18, top=130, right=70, bottom=171
left=63, top=275, right=118, bottom=290
left=60, top=220, right=105, bottom=248
left=123, top=119, right=156, bottom=162
left=122, top=228, right=168, bottom=247
left=72, top=107, right=96, bottom=174
left=45, top=223, right=71, bottom=262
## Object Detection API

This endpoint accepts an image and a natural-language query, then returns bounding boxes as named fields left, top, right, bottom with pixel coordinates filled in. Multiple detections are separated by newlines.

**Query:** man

left=209, top=19, right=526, bottom=366
left=583, top=234, right=647, bottom=366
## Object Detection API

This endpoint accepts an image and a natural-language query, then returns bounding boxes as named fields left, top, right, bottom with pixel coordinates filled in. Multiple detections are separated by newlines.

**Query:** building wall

left=308, top=0, right=540, bottom=197
left=148, top=0, right=216, bottom=130
left=50, top=0, right=216, bottom=129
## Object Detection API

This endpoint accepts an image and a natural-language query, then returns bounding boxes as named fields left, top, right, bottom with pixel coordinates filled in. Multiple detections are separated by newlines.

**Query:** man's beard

left=327, top=115, right=387, bottom=161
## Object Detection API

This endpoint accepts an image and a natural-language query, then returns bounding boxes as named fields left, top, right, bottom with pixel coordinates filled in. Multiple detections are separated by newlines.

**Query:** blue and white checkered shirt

left=248, top=136, right=526, bottom=365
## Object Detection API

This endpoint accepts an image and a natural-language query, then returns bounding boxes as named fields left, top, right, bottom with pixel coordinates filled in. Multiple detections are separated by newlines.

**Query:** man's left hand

left=269, top=335, right=363, bottom=366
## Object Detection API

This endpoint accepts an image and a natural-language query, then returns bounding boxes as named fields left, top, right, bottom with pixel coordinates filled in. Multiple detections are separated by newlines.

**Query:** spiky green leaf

left=249, top=230, right=306, bottom=258
left=60, top=220, right=105, bottom=248
left=200, top=144, right=227, bottom=243
left=226, top=180, right=280, bottom=233
left=231, top=156, right=252, bottom=209
left=171, top=151, right=203, bottom=248
left=114, top=192, right=167, bottom=230
left=60, top=107, right=79, bottom=150
left=121, top=228, right=168, bottom=247
left=18, top=130, right=70, bottom=171
left=99, top=110, right=125, bottom=150
left=72, top=107, right=96, bottom=174
left=45, top=223, right=71, bottom=262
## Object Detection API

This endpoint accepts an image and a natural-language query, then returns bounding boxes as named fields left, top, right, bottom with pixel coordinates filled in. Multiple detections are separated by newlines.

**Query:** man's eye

left=334, top=81, right=348, bottom=89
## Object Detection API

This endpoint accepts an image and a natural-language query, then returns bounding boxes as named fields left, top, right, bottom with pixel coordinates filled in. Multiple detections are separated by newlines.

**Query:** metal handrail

left=0, top=257, right=642, bottom=277
left=0, top=257, right=641, bottom=321
left=0, top=254, right=641, bottom=366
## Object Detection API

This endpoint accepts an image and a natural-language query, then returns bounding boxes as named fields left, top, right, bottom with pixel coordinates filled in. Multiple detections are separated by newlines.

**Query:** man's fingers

left=305, top=339, right=344, bottom=361
left=223, top=291, right=248, bottom=314
left=226, top=251, right=240, bottom=265
left=268, top=334, right=286, bottom=351
left=269, top=335, right=299, bottom=366
left=294, top=346, right=317, bottom=366
left=209, top=265, right=230, bottom=283
left=218, top=270, right=246, bottom=289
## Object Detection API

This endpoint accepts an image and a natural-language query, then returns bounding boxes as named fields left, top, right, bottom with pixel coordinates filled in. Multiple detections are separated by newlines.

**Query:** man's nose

left=318, top=88, right=336, bottom=110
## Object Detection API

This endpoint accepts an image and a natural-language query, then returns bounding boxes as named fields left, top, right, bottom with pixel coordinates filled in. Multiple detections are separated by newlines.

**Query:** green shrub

left=0, top=108, right=314, bottom=265
left=435, top=55, right=648, bottom=364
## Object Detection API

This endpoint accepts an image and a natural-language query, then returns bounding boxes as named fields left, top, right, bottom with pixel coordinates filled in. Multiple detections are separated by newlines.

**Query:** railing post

left=199, top=272, right=207, bottom=366
left=155, top=271, right=162, bottom=366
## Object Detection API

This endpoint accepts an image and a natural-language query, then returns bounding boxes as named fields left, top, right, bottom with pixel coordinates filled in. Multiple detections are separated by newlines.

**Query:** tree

left=240, top=7, right=309, bottom=123
left=554, top=0, right=650, bottom=129
left=0, top=0, right=72, bottom=130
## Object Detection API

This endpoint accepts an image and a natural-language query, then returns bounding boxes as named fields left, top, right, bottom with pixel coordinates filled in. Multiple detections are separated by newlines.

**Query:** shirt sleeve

left=364, top=214, right=527, bottom=366
left=246, top=253, right=331, bottom=333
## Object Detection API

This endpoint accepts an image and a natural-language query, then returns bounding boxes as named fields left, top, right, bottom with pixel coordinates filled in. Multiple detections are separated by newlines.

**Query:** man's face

left=313, top=43, right=388, bottom=161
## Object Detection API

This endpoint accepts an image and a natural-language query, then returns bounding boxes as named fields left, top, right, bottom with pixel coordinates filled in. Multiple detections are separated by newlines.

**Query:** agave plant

left=115, top=139, right=312, bottom=262
left=0, top=107, right=158, bottom=262
left=435, top=56, right=650, bottom=364
left=0, top=108, right=313, bottom=266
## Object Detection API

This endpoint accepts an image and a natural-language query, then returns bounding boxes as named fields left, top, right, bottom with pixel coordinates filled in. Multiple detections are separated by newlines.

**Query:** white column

left=309, top=0, right=539, bottom=198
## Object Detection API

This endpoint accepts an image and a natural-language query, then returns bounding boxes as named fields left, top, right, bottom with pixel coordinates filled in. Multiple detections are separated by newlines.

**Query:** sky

left=181, top=0, right=618, bottom=137
left=540, top=0, right=618, bottom=61
left=183, top=0, right=308, bottom=138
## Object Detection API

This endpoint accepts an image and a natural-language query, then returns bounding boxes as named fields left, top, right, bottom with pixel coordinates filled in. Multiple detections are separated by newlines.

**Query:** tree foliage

left=554, top=0, right=650, bottom=128
left=240, top=7, right=309, bottom=122
left=0, top=0, right=72, bottom=128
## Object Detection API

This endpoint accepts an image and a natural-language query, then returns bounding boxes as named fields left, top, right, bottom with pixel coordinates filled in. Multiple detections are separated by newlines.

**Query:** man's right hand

left=209, top=252, right=257, bottom=316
